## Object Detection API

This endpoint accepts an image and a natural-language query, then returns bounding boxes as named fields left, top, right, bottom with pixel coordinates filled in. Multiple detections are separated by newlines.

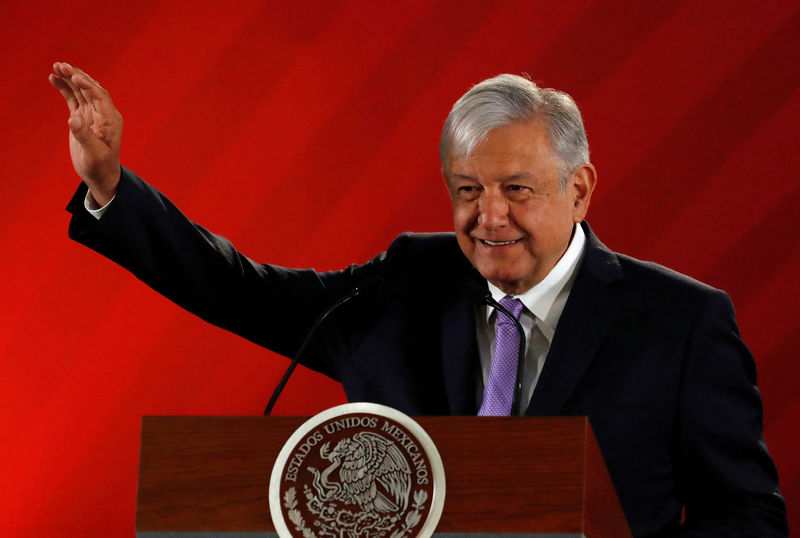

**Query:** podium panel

left=136, top=416, right=630, bottom=537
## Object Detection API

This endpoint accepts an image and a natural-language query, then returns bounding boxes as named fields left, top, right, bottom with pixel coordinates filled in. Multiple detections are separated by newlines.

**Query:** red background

left=1, top=1, right=798, bottom=535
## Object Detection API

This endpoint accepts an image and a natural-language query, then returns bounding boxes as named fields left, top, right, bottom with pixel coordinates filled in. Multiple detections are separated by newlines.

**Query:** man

left=50, top=62, right=787, bottom=536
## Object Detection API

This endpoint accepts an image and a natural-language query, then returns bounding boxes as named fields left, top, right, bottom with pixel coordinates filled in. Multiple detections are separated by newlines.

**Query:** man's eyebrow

left=451, top=172, right=533, bottom=181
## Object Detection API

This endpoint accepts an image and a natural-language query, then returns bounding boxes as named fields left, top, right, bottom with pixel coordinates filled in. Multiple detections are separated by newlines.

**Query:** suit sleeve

left=674, top=289, right=788, bottom=536
left=65, top=167, right=377, bottom=380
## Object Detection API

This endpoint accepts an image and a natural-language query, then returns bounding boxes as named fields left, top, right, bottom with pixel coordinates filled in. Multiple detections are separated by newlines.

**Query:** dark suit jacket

left=67, top=167, right=787, bottom=537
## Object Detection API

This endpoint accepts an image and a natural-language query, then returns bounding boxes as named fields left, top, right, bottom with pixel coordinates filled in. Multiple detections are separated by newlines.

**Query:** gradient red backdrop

left=1, top=1, right=798, bottom=535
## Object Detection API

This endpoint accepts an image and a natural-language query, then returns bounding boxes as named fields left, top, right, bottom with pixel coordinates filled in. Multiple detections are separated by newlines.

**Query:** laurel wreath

left=389, top=490, right=428, bottom=538
left=283, top=487, right=429, bottom=538
left=284, top=487, right=317, bottom=538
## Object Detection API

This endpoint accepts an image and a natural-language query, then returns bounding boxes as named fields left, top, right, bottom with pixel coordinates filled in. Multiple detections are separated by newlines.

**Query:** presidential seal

left=269, top=403, right=445, bottom=538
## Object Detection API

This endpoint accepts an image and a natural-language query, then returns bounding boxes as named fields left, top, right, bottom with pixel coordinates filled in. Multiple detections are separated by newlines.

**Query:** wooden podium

left=135, top=416, right=631, bottom=537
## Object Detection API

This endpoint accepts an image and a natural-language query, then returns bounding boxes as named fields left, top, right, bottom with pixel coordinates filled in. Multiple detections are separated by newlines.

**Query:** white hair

left=440, top=74, right=589, bottom=188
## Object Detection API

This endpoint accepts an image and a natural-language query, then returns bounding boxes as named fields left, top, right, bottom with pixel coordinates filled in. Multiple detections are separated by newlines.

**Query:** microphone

left=263, top=274, right=385, bottom=415
left=482, top=293, right=526, bottom=416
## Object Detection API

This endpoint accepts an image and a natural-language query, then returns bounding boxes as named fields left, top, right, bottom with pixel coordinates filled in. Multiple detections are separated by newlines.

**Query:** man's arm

left=65, top=166, right=375, bottom=379
left=53, top=63, right=372, bottom=377
left=675, top=290, right=788, bottom=536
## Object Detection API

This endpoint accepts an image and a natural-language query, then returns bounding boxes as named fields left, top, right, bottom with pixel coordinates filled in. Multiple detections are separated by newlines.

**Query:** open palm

left=49, top=62, right=123, bottom=205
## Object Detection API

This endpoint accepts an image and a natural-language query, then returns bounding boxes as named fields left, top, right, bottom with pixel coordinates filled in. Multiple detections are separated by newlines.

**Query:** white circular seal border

left=269, top=402, right=446, bottom=538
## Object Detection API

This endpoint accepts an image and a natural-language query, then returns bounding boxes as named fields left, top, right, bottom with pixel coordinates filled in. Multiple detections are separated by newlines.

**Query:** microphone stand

left=263, top=276, right=383, bottom=415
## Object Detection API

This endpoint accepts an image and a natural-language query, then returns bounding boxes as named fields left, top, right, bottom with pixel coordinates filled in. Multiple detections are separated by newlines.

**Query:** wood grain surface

left=136, top=416, right=630, bottom=536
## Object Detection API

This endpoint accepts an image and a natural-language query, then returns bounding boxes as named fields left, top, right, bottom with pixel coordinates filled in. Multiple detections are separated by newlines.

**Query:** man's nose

left=477, top=190, right=509, bottom=229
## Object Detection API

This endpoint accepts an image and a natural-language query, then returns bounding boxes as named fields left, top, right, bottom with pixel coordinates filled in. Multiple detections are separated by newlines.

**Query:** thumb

left=67, top=113, right=106, bottom=155
left=68, top=114, right=85, bottom=137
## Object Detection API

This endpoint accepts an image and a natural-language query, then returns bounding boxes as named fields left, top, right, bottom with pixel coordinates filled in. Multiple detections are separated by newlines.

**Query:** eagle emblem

left=270, top=404, right=443, bottom=538
left=309, top=432, right=412, bottom=515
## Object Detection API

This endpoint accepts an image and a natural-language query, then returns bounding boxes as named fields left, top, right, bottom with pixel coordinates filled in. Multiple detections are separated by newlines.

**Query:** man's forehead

left=448, top=133, right=556, bottom=178
left=452, top=120, right=550, bottom=157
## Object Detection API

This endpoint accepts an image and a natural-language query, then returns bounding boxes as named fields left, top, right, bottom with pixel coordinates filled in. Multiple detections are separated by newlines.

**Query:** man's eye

left=457, top=186, right=480, bottom=198
left=504, top=184, right=532, bottom=200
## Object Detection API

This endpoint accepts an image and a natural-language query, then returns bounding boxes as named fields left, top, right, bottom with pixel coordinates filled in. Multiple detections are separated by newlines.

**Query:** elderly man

left=51, top=62, right=787, bottom=537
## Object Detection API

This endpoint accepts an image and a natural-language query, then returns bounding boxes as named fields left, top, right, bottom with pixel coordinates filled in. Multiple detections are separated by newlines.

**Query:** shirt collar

left=485, top=223, right=586, bottom=336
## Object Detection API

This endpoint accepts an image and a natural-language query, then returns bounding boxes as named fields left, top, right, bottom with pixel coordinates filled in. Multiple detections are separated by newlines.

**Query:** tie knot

left=498, top=296, right=525, bottom=322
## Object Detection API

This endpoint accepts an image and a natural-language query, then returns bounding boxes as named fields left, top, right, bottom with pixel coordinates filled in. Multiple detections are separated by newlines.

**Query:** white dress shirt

left=475, top=224, right=586, bottom=415
left=84, top=192, right=113, bottom=219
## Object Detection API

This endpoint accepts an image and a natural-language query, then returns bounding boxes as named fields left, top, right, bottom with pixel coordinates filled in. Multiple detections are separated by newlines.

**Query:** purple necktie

left=479, top=297, right=525, bottom=416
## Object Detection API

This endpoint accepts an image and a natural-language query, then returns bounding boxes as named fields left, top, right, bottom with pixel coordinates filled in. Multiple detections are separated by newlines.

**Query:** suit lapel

left=439, top=265, right=484, bottom=415
left=526, top=223, right=623, bottom=416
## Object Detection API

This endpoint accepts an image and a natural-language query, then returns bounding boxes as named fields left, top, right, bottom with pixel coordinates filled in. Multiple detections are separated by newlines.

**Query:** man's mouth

left=480, top=239, right=519, bottom=246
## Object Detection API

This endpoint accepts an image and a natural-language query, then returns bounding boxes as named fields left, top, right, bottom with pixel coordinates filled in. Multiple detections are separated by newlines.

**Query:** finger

left=70, top=65, right=102, bottom=87
left=60, top=75, right=88, bottom=108
left=53, top=61, right=70, bottom=78
left=70, top=70, right=117, bottom=116
left=55, top=61, right=79, bottom=77
left=54, top=62, right=90, bottom=106
left=49, top=74, right=79, bottom=112
left=72, top=72, right=108, bottom=103
left=56, top=63, right=116, bottom=115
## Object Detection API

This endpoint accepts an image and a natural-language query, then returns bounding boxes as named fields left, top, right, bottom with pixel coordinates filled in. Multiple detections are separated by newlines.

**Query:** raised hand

left=49, top=62, right=123, bottom=206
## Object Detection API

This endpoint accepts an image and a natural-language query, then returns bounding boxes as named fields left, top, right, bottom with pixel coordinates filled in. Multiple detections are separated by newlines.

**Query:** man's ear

left=570, top=163, right=597, bottom=222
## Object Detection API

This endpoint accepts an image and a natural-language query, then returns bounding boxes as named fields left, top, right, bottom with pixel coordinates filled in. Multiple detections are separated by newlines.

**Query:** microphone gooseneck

left=483, top=293, right=526, bottom=416
left=263, top=275, right=385, bottom=415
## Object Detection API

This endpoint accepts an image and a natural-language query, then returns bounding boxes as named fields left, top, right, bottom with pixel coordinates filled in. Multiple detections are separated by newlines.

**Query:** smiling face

left=444, top=120, right=596, bottom=295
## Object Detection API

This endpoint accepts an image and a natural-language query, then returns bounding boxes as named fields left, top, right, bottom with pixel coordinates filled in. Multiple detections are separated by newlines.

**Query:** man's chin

left=474, top=263, right=543, bottom=294
left=478, top=270, right=525, bottom=295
